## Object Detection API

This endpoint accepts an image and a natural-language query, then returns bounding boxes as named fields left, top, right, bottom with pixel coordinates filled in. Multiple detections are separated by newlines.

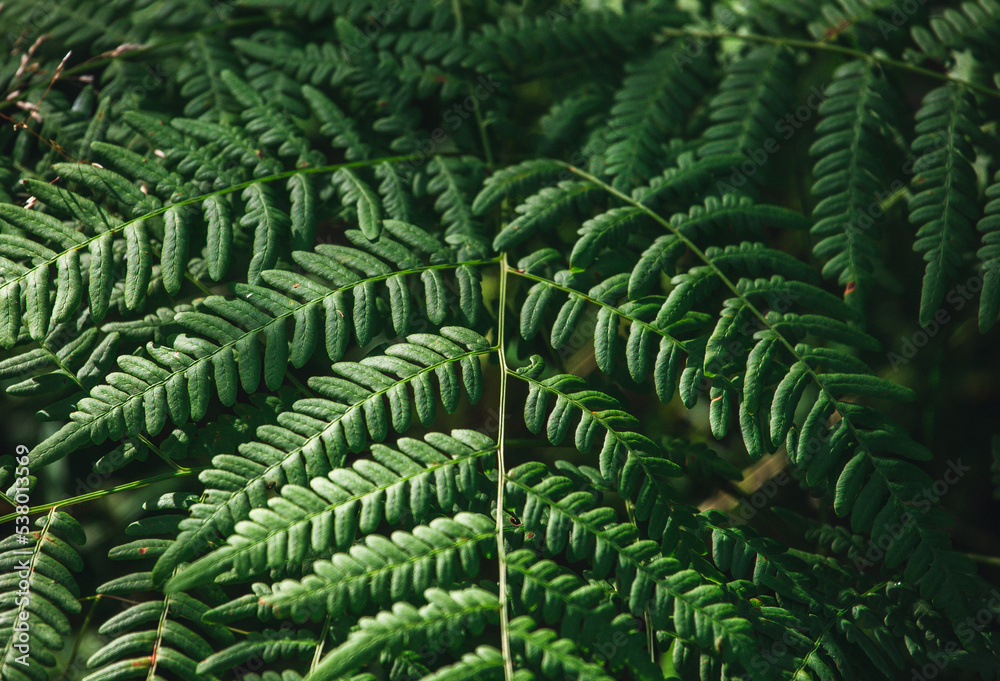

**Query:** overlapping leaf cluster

left=1, top=2, right=999, bottom=681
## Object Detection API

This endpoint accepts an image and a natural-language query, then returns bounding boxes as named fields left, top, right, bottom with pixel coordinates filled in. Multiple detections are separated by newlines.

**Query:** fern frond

left=253, top=513, right=495, bottom=622
left=375, top=162, right=417, bottom=223
left=0, top=155, right=233, bottom=342
left=3, top=4, right=1000, bottom=680
left=702, top=510, right=918, bottom=680
left=976, top=171, right=1000, bottom=331
left=507, top=617, right=616, bottom=681
left=573, top=194, right=808, bottom=272
left=472, top=159, right=566, bottom=217
left=197, top=628, right=319, bottom=677
left=908, top=84, right=982, bottom=324
left=0, top=304, right=117, bottom=406
left=536, top=85, right=614, bottom=157
left=413, top=647, right=505, bottom=681
left=164, top=432, right=495, bottom=592
left=301, top=86, right=372, bottom=162
left=632, top=152, right=749, bottom=211
left=425, top=156, right=489, bottom=259
left=84, top=495, right=234, bottom=681
left=505, top=463, right=761, bottom=679
left=505, top=549, right=618, bottom=647
left=331, top=169, right=382, bottom=241
left=740, top=0, right=815, bottom=33
left=243, top=183, right=292, bottom=285
left=300, top=587, right=498, bottom=681
left=908, top=0, right=1000, bottom=65
left=516, top=365, right=681, bottom=501
left=515, top=168, right=989, bottom=625
left=512, top=237, right=811, bottom=415
left=0, top=511, right=84, bottom=681
left=698, top=45, right=795, bottom=158
left=600, top=42, right=713, bottom=190
left=233, top=35, right=354, bottom=90
left=809, top=60, right=902, bottom=309
left=807, top=0, right=901, bottom=44
left=151, top=329, right=491, bottom=586
left=178, top=34, right=244, bottom=120
left=492, top=180, right=602, bottom=251
left=221, top=69, right=316, bottom=163
left=472, top=5, right=679, bottom=76
left=159, top=389, right=299, bottom=464
left=32, top=231, right=494, bottom=467
left=0, top=0, right=137, bottom=50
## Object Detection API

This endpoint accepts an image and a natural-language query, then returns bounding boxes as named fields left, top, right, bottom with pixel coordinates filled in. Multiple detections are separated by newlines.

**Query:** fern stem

left=37, top=337, right=85, bottom=391
left=311, top=612, right=333, bottom=673
left=0, top=468, right=203, bottom=524
left=965, top=552, right=1000, bottom=568
left=283, top=368, right=317, bottom=400
left=657, top=27, right=1000, bottom=102
left=471, top=84, right=495, bottom=170
left=147, top=591, right=173, bottom=680
left=496, top=252, right=514, bottom=681
left=451, top=0, right=465, bottom=38
left=136, top=434, right=184, bottom=472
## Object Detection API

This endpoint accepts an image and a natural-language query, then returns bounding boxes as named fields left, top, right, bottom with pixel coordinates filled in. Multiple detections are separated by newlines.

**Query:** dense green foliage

left=1, top=1, right=1000, bottom=680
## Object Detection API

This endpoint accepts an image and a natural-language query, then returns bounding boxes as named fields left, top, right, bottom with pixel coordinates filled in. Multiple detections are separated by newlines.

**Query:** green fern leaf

left=88, top=231, right=115, bottom=322
left=810, top=60, right=901, bottom=308
left=257, top=513, right=495, bottom=622
left=0, top=512, right=84, bottom=681
left=165, top=432, right=495, bottom=593
left=301, top=587, right=498, bottom=681
left=333, top=168, right=382, bottom=240
left=909, top=84, right=982, bottom=324
left=472, top=159, right=566, bottom=216
left=493, top=181, right=601, bottom=251
left=977, top=171, right=1000, bottom=331
left=601, top=43, right=712, bottom=190
left=699, top=45, right=795, bottom=158
left=152, top=330, right=490, bottom=587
